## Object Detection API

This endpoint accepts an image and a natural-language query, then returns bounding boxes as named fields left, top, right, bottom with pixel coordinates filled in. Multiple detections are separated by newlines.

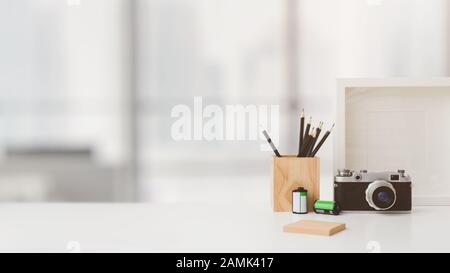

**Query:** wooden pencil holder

left=272, top=156, right=320, bottom=212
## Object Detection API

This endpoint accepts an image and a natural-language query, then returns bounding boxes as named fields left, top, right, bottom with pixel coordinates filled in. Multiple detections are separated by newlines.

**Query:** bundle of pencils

left=263, top=109, right=335, bottom=158
left=297, top=109, right=334, bottom=158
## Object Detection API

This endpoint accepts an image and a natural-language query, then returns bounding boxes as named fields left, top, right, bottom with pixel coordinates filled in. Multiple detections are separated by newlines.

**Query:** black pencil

left=263, top=130, right=282, bottom=157
left=311, top=124, right=335, bottom=157
left=299, top=128, right=315, bottom=157
left=298, top=110, right=305, bottom=157
left=307, top=122, right=323, bottom=157
left=300, top=117, right=312, bottom=153
left=304, top=117, right=312, bottom=141
left=306, top=128, right=317, bottom=157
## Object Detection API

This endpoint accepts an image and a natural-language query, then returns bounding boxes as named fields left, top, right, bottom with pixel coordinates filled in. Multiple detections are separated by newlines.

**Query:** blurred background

left=0, top=0, right=448, bottom=203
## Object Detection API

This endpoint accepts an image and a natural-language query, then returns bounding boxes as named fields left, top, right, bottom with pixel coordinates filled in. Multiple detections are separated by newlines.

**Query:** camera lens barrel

left=365, top=180, right=397, bottom=211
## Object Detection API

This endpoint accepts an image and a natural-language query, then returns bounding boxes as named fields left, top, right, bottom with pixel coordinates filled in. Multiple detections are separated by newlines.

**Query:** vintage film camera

left=334, top=169, right=412, bottom=212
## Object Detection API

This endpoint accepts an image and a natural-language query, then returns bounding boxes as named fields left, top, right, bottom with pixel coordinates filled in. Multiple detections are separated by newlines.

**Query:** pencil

left=298, top=110, right=305, bottom=157
left=306, top=128, right=318, bottom=157
left=311, top=124, right=335, bottom=157
left=307, top=122, right=323, bottom=157
left=299, top=127, right=315, bottom=157
left=263, top=130, right=282, bottom=157
left=300, top=117, right=312, bottom=153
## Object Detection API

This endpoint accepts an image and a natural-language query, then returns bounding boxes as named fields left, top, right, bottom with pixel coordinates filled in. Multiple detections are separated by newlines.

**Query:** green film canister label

left=315, top=200, right=336, bottom=211
left=293, top=188, right=308, bottom=214
left=300, top=191, right=307, bottom=214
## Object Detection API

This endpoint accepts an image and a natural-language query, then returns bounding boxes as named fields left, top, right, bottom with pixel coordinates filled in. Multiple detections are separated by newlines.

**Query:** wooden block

left=273, top=157, right=320, bottom=212
left=283, top=220, right=346, bottom=236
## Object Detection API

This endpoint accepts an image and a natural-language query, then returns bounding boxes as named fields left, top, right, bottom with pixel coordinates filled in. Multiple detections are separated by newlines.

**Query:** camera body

left=334, top=169, right=412, bottom=212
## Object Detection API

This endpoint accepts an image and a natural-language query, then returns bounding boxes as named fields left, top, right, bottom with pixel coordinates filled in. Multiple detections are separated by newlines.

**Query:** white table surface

left=0, top=204, right=448, bottom=253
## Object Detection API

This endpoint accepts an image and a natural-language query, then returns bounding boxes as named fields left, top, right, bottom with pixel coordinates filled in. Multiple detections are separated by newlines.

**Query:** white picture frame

left=335, top=78, right=450, bottom=206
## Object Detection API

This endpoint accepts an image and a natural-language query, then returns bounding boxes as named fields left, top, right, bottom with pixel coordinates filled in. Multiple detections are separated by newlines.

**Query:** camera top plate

left=335, top=170, right=411, bottom=183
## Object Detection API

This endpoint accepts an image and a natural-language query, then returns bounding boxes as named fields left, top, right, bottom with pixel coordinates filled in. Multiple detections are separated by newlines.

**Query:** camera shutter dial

left=338, top=169, right=352, bottom=177
left=365, top=180, right=397, bottom=211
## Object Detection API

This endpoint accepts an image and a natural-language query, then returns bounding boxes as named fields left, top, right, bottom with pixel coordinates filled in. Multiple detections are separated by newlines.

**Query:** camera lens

left=374, top=189, right=395, bottom=209
left=366, top=181, right=397, bottom=211
left=378, top=192, right=391, bottom=203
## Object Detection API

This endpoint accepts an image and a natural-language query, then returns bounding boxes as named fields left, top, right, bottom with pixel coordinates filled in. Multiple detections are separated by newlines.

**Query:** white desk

left=0, top=204, right=448, bottom=253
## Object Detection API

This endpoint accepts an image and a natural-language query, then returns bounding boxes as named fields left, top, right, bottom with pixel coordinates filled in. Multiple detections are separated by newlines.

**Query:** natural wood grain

left=283, top=220, right=346, bottom=236
left=272, top=157, right=320, bottom=212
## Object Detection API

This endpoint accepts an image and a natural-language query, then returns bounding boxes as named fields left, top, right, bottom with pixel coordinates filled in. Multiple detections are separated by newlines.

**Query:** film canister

left=314, top=200, right=341, bottom=216
left=292, top=187, right=308, bottom=214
